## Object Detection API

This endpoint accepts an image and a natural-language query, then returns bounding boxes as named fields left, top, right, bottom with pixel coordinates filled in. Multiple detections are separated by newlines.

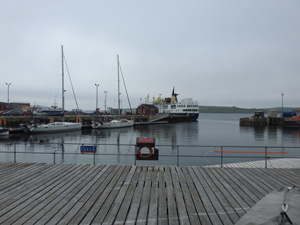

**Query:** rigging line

left=118, top=61, right=133, bottom=114
left=63, top=55, right=80, bottom=112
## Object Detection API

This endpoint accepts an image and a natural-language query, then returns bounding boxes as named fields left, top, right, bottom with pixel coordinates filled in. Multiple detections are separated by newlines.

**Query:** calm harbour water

left=1, top=113, right=300, bottom=166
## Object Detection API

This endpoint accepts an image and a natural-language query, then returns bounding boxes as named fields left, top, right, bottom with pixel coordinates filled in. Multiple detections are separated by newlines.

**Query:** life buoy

left=137, top=146, right=153, bottom=158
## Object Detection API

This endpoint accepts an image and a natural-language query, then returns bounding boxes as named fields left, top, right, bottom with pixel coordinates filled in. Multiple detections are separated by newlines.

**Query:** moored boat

left=0, top=127, right=9, bottom=136
left=0, top=119, right=9, bottom=136
left=92, top=55, right=134, bottom=129
left=147, top=87, right=199, bottom=121
left=283, top=110, right=300, bottom=127
left=20, top=46, right=82, bottom=133
left=92, top=119, right=134, bottom=129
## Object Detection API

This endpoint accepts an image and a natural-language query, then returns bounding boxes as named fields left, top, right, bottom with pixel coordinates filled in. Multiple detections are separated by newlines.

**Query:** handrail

left=214, top=151, right=289, bottom=154
left=0, top=142, right=299, bottom=168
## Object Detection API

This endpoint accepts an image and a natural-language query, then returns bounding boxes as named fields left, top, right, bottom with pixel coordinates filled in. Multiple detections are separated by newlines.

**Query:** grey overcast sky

left=1, top=0, right=299, bottom=110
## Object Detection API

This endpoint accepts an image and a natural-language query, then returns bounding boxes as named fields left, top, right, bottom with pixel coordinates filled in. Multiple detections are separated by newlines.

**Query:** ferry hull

left=169, top=113, right=199, bottom=122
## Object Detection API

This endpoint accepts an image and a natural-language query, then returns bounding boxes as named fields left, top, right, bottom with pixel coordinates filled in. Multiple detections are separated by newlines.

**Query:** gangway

left=149, top=114, right=170, bottom=122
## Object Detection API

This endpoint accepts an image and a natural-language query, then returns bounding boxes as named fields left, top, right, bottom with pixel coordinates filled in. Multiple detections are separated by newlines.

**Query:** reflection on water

left=1, top=113, right=300, bottom=165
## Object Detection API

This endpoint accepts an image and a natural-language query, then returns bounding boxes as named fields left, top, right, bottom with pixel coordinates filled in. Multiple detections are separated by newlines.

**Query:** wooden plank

left=1, top=162, right=300, bottom=225
left=56, top=165, right=114, bottom=225
left=125, top=166, right=147, bottom=224
left=181, top=167, right=212, bottom=225
left=165, top=166, right=179, bottom=225
left=37, top=163, right=105, bottom=224
left=79, top=165, right=126, bottom=224
left=65, top=165, right=119, bottom=225
left=157, top=166, right=168, bottom=225
left=136, top=166, right=153, bottom=225
left=0, top=163, right=52, bottom=191
left=18, top=164, right=93, bottom=224
left=193, top=167, right=233, bottom=225
left=0, top=164, right=81, bottom=218
left=47, top=164, right=112, bottom=225
left=187, top=167, right=223, bottom=225
left=206, top=167, right=250, bottom=216
left=113, top=166, right=142, bottom=224
left=0, top=162, right=30, bottom=177
left=147, top=166, right=159, bottom=225
left=0, top=164, right=71, bottom=204
left=227, top=168, right=269, bottom=196
left=170, top=166, right=191, bottom=225
left=201, top=167, right=241, bottom=224
left=218, top=168, right=261, bottom=203
left=86, top=165, right=129, bottom=224
left=102, top=165, right=137, bottom=224
left=175, top=166, right=202, bottom=224
left=237, top=168, right=282, bottom=191
left=2, top=164, right=91, bottom=225
left=19, top=164, right=97, bottom=225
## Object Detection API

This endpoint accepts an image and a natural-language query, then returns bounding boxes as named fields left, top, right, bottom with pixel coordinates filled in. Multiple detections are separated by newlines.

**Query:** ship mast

left=117, top=54, right=120, bottom=120
left=61, top=45, right=65, bottom=122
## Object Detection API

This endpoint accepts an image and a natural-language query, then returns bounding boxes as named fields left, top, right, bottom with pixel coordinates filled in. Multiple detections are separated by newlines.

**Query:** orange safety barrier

left=214, top=151, right=288, bottom=154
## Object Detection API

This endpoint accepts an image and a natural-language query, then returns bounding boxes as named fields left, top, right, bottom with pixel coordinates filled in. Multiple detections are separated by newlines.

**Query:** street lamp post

left=104, top=91, right=108, bottom=111
left=5, top=83, right=11, bottom=109
left=95, top=84, right=99, bottom=114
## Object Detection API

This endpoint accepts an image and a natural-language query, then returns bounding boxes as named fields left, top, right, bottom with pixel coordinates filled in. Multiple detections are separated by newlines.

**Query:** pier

left=1, top=159, right=300, bottom=225
left=1, top=114, right=195, bottom=132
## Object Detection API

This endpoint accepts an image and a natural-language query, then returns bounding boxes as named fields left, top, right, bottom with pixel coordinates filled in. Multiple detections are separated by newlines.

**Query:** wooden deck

left=0, top=159, right=299, bottom=225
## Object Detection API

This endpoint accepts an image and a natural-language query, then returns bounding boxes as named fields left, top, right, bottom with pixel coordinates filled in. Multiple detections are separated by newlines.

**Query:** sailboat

left=92, top=55, right=134, bottom=129
left=20, top=46, right=82, bottom=133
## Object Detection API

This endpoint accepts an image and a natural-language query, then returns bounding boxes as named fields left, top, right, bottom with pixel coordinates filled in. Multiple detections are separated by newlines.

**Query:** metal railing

left=0, top=142, right=299, bottom=168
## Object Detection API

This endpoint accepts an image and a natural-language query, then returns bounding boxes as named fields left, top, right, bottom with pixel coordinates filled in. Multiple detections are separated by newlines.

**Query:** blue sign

left=80, top=145, right=97, bottom=153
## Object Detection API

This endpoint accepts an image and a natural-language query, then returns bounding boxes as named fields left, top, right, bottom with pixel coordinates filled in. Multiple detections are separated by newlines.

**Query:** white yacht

left=92, top=55, right=134, bottom=129
left=20, top=46, right=82, bottom=133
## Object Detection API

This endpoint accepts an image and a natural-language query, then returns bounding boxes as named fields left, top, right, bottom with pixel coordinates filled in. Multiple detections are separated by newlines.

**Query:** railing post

left=265, top=147, right=267, bottom=168
left=94, top=144, right=96, bottom=165
left=53, top=152, right=56, bottom=164
left=134, top=145, right=137, bottom=166
left=14, top=143, right=16, bottom=163
left=177, top=145, right=179, bottom=167
left=221, top=146, right=223, bottom=168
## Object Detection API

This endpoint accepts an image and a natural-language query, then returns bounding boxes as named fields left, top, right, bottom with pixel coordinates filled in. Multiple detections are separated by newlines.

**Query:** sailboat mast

left=61, top=45, right=65, bottom=122
left=117, top=54, right=120, bottom=120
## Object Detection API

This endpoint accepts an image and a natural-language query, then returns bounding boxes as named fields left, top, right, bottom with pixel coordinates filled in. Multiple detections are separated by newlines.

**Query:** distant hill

left=199, top=106, right=300, bottom=113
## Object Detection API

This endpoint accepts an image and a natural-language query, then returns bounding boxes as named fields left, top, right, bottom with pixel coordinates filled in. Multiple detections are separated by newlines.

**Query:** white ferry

left=152, top=88, right=199, bottom=121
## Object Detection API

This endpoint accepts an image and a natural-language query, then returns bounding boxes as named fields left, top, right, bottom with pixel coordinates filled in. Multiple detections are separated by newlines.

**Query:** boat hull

left=168, top=113, right=199, bottom=122
left=284, top=120, right=300, bottom=127
left=283, top=110, right=300, bottom=127
left=92, top=120, right=134, bottom=129
left=21, top=122, right=82, bottom=133
left=0, top=128, right=9, bottom=136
